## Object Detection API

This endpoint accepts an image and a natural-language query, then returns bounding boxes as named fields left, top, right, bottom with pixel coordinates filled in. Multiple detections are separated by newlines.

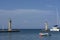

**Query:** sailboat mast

left=56, top=8, right=59, bottom=25
left=45, top=21, right=48, bottom=31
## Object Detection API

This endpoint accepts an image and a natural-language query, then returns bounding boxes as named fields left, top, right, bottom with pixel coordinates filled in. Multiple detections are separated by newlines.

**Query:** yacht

left=50, top=25, right=60, bottom=31
left=50, top=8, right=60, bottom=32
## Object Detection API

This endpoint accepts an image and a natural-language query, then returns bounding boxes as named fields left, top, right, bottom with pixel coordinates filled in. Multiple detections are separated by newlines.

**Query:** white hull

left=39, top=33, right=50, bottom=36
left=50, top=29, right=59, bottom=31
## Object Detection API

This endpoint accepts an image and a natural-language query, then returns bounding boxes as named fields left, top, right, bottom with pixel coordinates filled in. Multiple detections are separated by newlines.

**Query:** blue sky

left=0, top=0, right=60, bottom=29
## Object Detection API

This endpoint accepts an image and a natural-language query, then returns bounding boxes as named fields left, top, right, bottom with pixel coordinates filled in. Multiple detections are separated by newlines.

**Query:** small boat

left=39, top=33, right=51, bottom=36
left=50, top=25, right=60, bottom=32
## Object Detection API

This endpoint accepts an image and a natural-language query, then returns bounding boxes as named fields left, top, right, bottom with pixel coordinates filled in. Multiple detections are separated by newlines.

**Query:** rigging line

left=12, top=23, right=16, bottom=27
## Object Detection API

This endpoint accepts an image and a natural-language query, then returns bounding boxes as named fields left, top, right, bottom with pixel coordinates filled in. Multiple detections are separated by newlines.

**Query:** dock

left=0, top=29, right=20, bottom=32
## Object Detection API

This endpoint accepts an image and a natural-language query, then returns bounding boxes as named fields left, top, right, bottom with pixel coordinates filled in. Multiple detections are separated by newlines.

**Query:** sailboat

left=50, top=8, right=60, bottom=32
left=39, top=22, right=51, bottom=36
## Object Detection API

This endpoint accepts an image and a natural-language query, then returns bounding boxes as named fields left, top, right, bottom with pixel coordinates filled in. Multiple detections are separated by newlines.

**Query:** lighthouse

left=0, top=18, right=20, bottom=32
left=8, top=18, right=12, bottom=31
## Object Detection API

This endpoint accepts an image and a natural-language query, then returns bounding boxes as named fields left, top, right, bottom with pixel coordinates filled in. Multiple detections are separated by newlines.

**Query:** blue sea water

left=0, top=29, right=60, bottom=40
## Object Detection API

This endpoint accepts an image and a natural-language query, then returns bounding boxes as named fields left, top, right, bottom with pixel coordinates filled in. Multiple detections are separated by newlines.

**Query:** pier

left=0, top=18, right=20, bottom=32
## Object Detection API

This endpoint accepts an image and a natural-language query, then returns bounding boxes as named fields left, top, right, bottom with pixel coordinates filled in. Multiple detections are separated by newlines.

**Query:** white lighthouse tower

left=8, top=18, right=12, bottom=31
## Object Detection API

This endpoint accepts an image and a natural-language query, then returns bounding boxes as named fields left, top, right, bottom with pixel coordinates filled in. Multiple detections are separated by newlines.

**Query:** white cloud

left=0, top=9, right=54, bottom=15
left=45, top=4, right=56, bottom=8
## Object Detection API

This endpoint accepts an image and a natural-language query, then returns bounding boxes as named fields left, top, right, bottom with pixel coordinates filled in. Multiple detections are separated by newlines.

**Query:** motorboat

left=39, top=33, right=51, bottom=36
left=50, top=25, right=60, bottom=31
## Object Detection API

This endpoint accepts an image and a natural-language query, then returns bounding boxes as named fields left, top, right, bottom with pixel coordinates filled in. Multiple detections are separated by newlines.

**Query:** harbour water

left=0, top=29, right=60, bottom=40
